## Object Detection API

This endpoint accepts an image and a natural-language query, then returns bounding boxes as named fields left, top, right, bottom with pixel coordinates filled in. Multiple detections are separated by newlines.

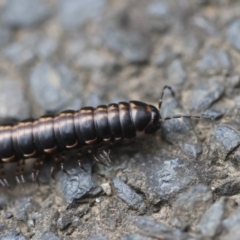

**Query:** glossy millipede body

left=0, top=86, right=209, bottom=185
left=0, top=101, right=160, bottom=163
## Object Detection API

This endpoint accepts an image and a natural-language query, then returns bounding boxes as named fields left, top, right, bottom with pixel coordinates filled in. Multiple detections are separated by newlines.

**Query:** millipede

left=0, top=86, right=211, bottom=186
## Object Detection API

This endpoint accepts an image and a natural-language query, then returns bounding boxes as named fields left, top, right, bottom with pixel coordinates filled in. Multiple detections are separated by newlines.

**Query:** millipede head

left=145, top=85, right=214, bottom=136
left=157, top=85, right=214, bottom=125
left=144, top=105, right=162, bottom=134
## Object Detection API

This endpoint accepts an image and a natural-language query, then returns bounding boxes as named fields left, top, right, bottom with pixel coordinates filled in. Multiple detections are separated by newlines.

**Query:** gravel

left=227, top=19, right=240, bottom=52
left=59, top=0, right=106, bottom=29
left=30, top=62, right=83, bottom=112
left=1, top=0, right=240, bottom=239
left=2, top=0, right=50, bottom=28
left=113, top=178, right=145, bottom=211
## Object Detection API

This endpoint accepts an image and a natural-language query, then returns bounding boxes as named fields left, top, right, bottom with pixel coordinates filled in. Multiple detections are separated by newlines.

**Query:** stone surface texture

left=0, top=0, right=240, bottom=239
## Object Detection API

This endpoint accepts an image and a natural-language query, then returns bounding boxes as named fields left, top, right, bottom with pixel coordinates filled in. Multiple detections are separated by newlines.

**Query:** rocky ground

left=0, top=0, right=240, bottom=239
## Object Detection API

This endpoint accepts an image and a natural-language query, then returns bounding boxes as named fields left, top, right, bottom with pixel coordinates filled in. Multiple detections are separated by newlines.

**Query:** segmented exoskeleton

left=0, top=86, right=209, bottom=185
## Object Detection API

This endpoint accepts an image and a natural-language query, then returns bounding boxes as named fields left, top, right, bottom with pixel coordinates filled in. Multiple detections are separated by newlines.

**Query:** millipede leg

left=77, top=150, right=82, bottom=168
left=51, top=154, right=58, bottom=180
left=32, top=158, right=39, bottom=182
left=20, top=160, right=25, bottom=183
left=88, top=149, right=100, bottom=163
left=98, top=147, right=111, bottom=164
left=98, top=142, right=113, bottom=164
left=107, top=141, right=114, bottom=162
left=99, top=150, right=111, bottom=164
left=0, top=179, right=5, bottom=187
left=15, top=161, right=22, bottom=184
left=77, top=150, right=87, bottom=172
left=37, top=157, right=44, bottom=183
left=15, top=160, right=25, bottom=184
left=158, top=85, right=175, bottom=110
left=32, top=156, right=44, bottom=184
left=89, top=149, right=108, bottom=167
left=0, top=163, right=8, bottom=187
left=60, top=151, right=68, bottom=174
left=32, top=158, right=39, bottom=181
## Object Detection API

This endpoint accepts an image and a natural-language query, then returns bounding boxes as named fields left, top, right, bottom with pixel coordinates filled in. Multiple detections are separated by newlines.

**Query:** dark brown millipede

left=0, top=86, right=211, bottom=186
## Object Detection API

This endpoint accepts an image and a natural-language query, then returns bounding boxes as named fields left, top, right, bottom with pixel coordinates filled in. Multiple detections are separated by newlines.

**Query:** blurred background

left=0, top=0, right=238, bottom=121
left=1, top=0, right=240, bottom=239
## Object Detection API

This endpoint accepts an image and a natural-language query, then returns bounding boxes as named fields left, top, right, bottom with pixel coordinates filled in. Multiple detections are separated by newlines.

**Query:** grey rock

left=0, top=230, right=26, bottom=240
left=179, top=0, right=209, bottom=8
left=192, top=16, right=217, bottom=35
left=146, top=1, right=171, bottom=33
left=15, top=198, right=40, bottom=222
left=172, top=185, right=213, bottom=229
left=31, top=209, right=59, bottom=240
left=76, top=50, right=116, bottom=71
left=161, top=98, right=197, bottom=144
left=89, top=237, right=108, bottom=240
left=220, top=206, right=240, bottom=240
left=146, top=1, right=169, bottom=18
left=16, top=210, right=27, bottom=223
left=197, top=48, right=231, bottom=74
left=228, top=146, right=240, bottom=167
left=0, top=224, right=6, bottom=232
left=3, top=35, right=58, bottom=65
left=182, top=34, right=201, bottom=55
left=2, top=41, right=35, bottom=66
left=103, top=29, right=151, bottom=63
left=39, top=232, right=60, bottom=240
left=227, top=75, right=240, bottom=88
left=57, top=211, right=73, bottom=230
left=113, top=178, right=145, bottom=211
left=0, top=26, right=12, bottom=48
left=59, top=0, right=106, bottom=29
left=197, top=198, right=226, bottom=238
left=0, top=80, right=30, bottom=120
left=121, top=233, right=151, bottom=240
left=153, top=48, right=177, bottom=67
left=72, top=217, right=81, bottom=228
left=167, top=60, right=186, bottom=85
left=186, top=82, right=224, bottom=112
left=4, top=211, right=13, bottom=219
left=146, top=157, right=197, bottom=200
left=214, top=177, right=240, bottom=196
left=77, top=50, right=105, bottom=69
left=84, top=91, right=104, bottom=107
left=203, top=108, right=224, bottom=120
left=209, top=124, right=240, bottom=162
left=181, top=143, right=202, bottom=159
left=0, top=197, right=7, bottom=210
left=227, top=19, right=240, bottom=51
left=2, top=0, right=50, bottom=27
left=133, top=216, right=171, bottom=233
left=30, top=62, right=82, bottom=112
left=59, top=169, right=101, bottom=204
left=132, top=217, right=189, bottom=239
left=34, top=37, right=58, bottom=60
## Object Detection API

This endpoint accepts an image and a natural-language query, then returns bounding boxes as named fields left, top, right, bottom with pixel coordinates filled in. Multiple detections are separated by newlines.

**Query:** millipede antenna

left=158, top=86, right=213, bottom=122
left=158, top=85, right=175, bottom=110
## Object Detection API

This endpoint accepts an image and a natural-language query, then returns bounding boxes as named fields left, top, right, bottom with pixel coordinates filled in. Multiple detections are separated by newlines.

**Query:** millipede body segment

left=0, top=101, right=161, bottom=163
left=0, top=86, right=212, bottom=185
left=0, top=84, right=211, bottom=184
